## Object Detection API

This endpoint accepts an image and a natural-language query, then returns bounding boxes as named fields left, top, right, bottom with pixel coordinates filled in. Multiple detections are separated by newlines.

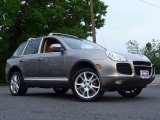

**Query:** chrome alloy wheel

left=74, top=71, right=100, bottom=99
left=10, top=74, right=20, bottom=94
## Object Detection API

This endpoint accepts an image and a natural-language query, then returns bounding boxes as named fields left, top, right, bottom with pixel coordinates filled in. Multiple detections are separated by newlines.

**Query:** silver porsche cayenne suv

left=5, top=33, right=155, bottom=101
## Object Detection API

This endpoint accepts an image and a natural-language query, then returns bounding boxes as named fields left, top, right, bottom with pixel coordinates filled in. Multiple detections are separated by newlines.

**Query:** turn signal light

left=96, top=64, right=102, bottom=70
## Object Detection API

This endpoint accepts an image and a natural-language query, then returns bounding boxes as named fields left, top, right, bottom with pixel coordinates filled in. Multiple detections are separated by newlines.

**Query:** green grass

left=0, top=84, right=7, bottom=87
left=0, top=83, right=8, bottom=86
left=0, top=80, right=8, bottom=86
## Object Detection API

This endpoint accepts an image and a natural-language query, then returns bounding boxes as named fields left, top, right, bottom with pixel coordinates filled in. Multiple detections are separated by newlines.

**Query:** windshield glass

left=63, top=37, right=105, bottom=50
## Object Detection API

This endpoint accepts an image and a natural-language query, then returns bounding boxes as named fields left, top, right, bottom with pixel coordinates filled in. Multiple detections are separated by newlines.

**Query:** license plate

left=140, top=70, right=150, bottom=79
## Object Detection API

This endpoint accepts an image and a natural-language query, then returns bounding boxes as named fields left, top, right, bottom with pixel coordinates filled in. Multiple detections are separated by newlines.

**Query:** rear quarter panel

left=5, top=57, right=22, bottom=82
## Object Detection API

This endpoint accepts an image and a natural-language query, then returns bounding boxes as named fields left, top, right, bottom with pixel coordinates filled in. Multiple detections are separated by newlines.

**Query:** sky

left=89, top=0, right=160, bottom=53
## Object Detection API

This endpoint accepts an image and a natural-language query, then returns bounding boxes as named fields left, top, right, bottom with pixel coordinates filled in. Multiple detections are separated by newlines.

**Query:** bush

left=0, top=63, right=7, bottom=84
left=150, top=57, right=160, bottom=74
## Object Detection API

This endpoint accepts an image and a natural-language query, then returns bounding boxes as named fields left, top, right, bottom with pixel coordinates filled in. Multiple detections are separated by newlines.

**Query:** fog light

left=115, top=80, right=123, bottom=85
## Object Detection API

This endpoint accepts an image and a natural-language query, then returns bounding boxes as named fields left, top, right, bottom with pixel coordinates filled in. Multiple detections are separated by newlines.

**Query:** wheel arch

left=7, top=66, right=23, bottom=82
left=69, top=60, right=100, bottom=81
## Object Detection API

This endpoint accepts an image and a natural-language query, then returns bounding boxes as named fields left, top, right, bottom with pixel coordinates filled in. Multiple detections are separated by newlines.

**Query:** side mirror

left=50, top=43, right=62, bottom=52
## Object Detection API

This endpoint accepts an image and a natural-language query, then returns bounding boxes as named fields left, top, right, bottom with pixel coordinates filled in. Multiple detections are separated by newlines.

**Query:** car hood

left=71, top=49, right=150, bottom=62
left=117, top=52, right=150, bottom=62
left=71, top=49, right=107, bottom=60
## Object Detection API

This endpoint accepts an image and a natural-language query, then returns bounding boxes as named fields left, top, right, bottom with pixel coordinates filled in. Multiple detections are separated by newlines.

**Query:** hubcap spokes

left=75, top=72, right=100, bottom=99
left=10, top=74, right=20, bottom=94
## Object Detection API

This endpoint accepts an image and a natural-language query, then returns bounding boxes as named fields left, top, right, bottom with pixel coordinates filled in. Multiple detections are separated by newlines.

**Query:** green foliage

left=0, top=0, right=107, bottom=83
left=143, top=40, right=160, bottom=73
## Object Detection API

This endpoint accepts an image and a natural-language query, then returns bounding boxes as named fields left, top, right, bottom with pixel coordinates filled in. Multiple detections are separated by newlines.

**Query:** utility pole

left=90, top=0, right=96, bottom=43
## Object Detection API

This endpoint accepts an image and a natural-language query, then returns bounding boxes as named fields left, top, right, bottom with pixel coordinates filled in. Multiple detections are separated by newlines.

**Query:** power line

left=100, top=29, right=107, bottom=49
left=139, top=0, right=160, bottom=9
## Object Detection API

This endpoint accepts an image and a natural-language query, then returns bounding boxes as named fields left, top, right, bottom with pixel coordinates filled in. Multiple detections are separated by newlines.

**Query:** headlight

left=106, top=51, right=127, bottom=61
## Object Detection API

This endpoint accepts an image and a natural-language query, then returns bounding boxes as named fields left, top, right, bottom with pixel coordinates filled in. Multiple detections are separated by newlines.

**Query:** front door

left=36, top=37, right=66, bottom=78
left=37, top=52, right=65, bottom=77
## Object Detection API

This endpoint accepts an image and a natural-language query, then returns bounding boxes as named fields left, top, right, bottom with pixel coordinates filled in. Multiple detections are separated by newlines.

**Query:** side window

left=42, top=38, right=62, bottom=53
left=13, top=42, right=27, bottom=56
left=24, top=39, right=41, bottom=55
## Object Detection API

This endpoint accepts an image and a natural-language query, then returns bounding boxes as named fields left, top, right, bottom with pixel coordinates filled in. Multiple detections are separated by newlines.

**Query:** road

left=0, top=87, right=160, bottom=120
left=152, top=74, right=160, bottom=85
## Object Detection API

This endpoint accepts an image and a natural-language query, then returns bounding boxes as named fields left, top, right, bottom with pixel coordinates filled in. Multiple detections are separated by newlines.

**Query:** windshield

left=63, top=37, right=105, bottom=50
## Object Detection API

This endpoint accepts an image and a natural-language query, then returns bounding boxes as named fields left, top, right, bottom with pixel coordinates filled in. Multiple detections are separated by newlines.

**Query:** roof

left=48, top=33, right=79, bottom=39
left=26, top=33, right=79, bottom=41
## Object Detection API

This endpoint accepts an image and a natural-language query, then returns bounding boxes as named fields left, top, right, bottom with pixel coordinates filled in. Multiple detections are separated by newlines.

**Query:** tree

left=126, top=40, right=141, bottom=54
left=143, top=40, right=160, bottom=73
left=144, top=42, right=152, bottom=58
left=0, top=0, right=108, bottom=83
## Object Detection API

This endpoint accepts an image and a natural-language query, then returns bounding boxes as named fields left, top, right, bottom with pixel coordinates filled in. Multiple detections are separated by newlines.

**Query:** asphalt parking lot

left=0, top=86, right=160, bottom=120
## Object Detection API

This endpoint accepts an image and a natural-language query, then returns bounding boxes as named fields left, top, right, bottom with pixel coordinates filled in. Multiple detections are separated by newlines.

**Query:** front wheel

left=9, top=71, right=28, bottom=96
left=117, top=88, right=142, bottom=97
left=72, top=68, right=104, bottom=101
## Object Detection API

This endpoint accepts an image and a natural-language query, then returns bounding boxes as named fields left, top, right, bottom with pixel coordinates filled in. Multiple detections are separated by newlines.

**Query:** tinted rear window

left=24, top=39, right=41, bottom=55
left=13, top=42, right=27, bottom=56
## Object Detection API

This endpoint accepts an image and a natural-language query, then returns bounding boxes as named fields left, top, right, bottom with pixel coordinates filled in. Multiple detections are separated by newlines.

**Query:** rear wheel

left=9, top=71, right=27, bottom=96
left=72, top=68, right=104, bottom=101
left=117, top=88, right=142, bottom=97
left=53, top=88, right=69, bottom=95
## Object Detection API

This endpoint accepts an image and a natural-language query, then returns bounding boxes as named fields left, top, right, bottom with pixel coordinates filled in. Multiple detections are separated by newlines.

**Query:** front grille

left=133, top=61, right=151, bottom=66
left=117, top=63, right=132, bottom=75
left=133, top=61, right=152, bottom=76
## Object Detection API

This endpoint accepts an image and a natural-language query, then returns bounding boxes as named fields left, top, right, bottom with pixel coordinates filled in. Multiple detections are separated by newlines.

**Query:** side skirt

left=24, top=77, right=70, bottom=88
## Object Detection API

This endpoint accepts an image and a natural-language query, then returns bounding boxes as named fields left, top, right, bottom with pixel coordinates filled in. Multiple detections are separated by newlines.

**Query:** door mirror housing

left=50, top=43, right=62, bottom=52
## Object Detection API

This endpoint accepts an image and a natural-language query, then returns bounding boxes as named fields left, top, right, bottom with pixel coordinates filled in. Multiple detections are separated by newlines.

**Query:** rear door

left=20, top=38, right=41, bottom=78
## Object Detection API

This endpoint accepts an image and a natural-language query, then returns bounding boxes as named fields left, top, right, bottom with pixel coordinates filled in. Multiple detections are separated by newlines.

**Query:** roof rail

left=48, top=32, right=79, bottom=39
left=28, top=38, right=36, bottom=41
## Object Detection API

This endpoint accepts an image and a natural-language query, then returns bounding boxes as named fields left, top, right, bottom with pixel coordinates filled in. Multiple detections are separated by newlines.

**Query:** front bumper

left=94, top=59, right=156, bottom=91
left=101, top=75, right=155, bottom=91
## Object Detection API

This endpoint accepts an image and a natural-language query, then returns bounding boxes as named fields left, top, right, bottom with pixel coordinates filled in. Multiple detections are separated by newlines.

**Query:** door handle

left=38, top=57, right=43, bottom=61
left=19, top=59, right=24, bottom=62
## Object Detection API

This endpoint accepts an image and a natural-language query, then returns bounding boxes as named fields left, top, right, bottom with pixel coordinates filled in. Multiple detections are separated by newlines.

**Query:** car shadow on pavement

left=26, top=92, right=78, bottom=101
left=99, top=95, right=148, bottom=102
left=25, top=92, right=149, bottom=102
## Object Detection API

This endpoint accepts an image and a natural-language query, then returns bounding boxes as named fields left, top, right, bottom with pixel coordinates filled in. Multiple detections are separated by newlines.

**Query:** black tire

left=9, top=71, right=28, bottom=96
left=72, top=68, right=104, bottom=102
left=117, top=88, right=142, bottom=97
left=53, top=88, right=69, bottom=95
